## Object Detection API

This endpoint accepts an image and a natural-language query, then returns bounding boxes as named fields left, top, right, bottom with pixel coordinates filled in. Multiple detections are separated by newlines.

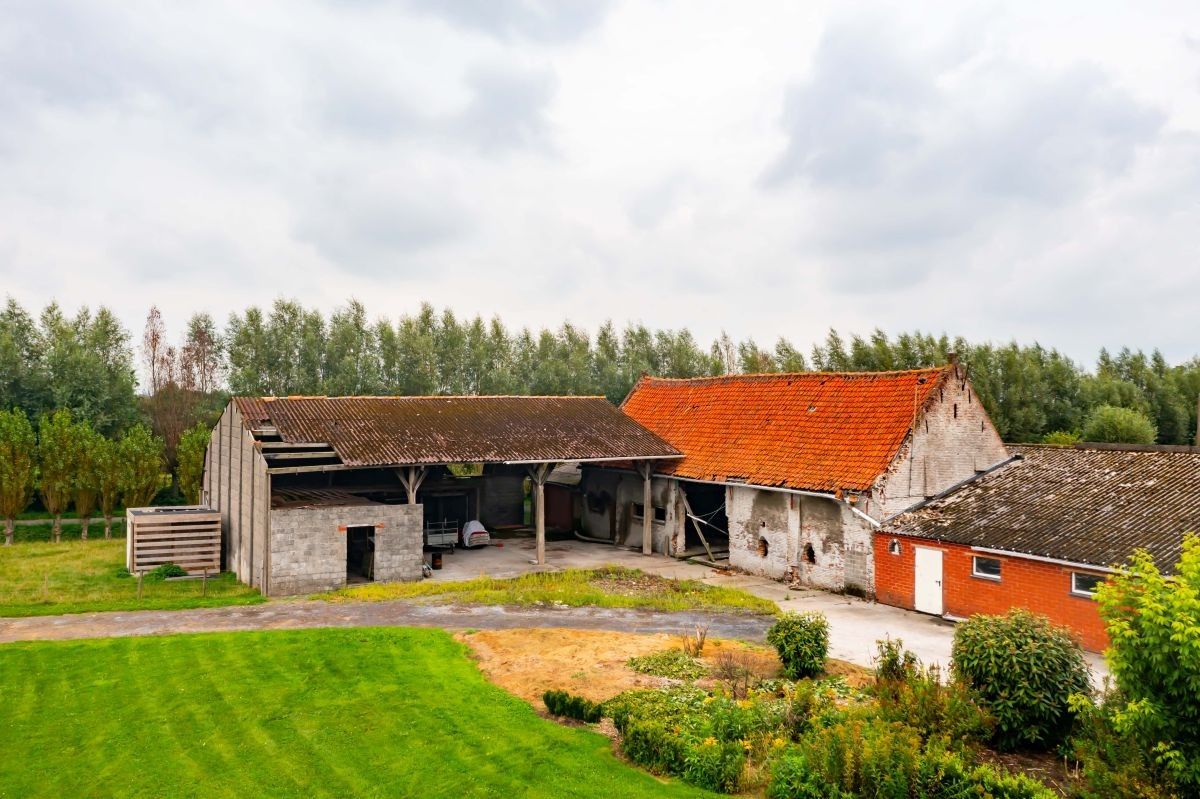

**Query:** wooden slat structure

left=126, top=507, right=222, bottom=575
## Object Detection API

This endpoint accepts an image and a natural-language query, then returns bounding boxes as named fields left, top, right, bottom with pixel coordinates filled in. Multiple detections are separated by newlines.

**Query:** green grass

left=319, top=566, right=779, bottom=616
left=0, top=538, right=263, bottom=617
left=0, top=628, right=717, bottom=798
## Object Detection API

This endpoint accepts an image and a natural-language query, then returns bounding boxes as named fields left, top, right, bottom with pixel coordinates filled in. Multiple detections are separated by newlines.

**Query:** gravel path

left=0, top=600, right=775, bottom=645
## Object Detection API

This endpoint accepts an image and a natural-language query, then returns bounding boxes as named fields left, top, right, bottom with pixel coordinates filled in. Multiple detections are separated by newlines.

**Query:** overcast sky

left=2, top=1, right=1198, bottom=365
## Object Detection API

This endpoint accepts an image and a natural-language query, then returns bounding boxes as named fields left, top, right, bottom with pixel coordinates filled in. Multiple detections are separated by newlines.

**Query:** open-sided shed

left=202, top=395, right=679, bottom=595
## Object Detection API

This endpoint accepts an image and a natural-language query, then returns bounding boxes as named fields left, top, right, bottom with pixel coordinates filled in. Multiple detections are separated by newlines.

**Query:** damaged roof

left=620, top=367, right=950, bottom=493
left=886, top=444, right=1200, bottom=571
left=236, top=395, right=680, bottom=467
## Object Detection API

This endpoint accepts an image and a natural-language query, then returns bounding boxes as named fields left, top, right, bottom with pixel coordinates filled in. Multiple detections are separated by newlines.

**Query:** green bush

left=767, top=612, right=829, bottom=679
left=707, top=695, right=787, bottom=743
left=951, top=610, right=1091, bottom=751
left=873, top=637, right=919, bottom=684
left=1041, top=430, right=1081, bottom=446
left=621, top=718, right=689, bottom=775
left=146, top=563, right=187, bottom=580
left=1081, top=405, right=1157, bottom=444
left=683, top=738, right=746, bottom=793
left=872, top=644, right=993, bottom=747
left=542, top=690, right=602, bottom=723
left=1068, top=691, right=1178, bottom=799
left=604, top=686, right=707, bottom=734
left=627, top=649, right=707, bottom=680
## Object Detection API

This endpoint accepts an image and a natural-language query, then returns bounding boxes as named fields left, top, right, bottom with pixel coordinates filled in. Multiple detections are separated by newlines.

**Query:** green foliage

left=1096, top=535, right=1200, bottom=791
left=93, top=436, right=123, bottom=534
left=621, top=718, right=691, bottom=776
left=175, top=423, right=209, bottom=504
left=37, top=409, right=78, bottom=540
left=146, top=563, right=188, bottom=580
left=951, top=609, right=1091, bottom=751
left=118, top=425, right=171, bottom=508
left=0, top=408, right=37, bottom=544
left=605, top=686, right=709, bottom=735
left=767, top=612, right=829, bottom=679
left=1068, top=689, right=1179, bottom=799
left=542, top=690, right=603, bottom=723
left=872, top=641, right=993, bottom=747
left=682, top=738, right=746, bottom=793
left=72, top=421, right=102, bottom=538
left=627, top=649, right=708, bottom=680
left=873, top=637, right=919, bottom=683
left=1042, top=430, right=1081, bottom=446
left=1081, top=404, right=1158, bottom=444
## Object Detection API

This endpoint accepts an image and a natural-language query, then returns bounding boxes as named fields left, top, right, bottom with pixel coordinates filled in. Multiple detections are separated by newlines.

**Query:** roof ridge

left=640, top=365, right=950, bottom=384
left=256, top=394, right=610, bottom=401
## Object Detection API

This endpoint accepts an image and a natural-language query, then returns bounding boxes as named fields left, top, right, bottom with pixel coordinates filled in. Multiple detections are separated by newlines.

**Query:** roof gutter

left=881, top=454, right=1021, bottom=525
left=969, top=546, right=1118, bottom=575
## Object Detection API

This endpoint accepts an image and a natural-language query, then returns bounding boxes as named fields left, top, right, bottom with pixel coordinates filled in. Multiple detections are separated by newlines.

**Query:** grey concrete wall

left=579, top=469, right=681, bottom=554
left=268, top=503, right=423, bottom=596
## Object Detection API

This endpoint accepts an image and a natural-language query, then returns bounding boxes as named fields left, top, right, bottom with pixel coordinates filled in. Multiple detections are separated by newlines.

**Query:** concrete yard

left=433, top=536, right=1108, bottom=679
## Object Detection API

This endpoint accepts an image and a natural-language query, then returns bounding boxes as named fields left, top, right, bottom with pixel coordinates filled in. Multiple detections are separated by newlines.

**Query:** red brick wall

left=874, top=532, right=1109, bottom=651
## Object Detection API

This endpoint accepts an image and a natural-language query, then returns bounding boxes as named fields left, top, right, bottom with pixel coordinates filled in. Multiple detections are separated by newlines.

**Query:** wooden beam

left=396, top=466, right=428, bottom=504
left=266, top=463, right=354, bottom=475
left=258, top=442, right=331, bottom=451
left=527, top=463, right=552, bottom=566
left=261, top=451, right=340, bottom=461
left=679, top=491, right=716, bottom=564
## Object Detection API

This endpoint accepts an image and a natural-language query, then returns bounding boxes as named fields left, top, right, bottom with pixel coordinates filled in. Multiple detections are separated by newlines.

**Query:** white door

left=913, top=547, right=943, bottom=616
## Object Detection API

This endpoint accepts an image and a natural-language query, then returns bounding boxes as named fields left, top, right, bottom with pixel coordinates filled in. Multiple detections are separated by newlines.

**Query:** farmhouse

left=201, top=396, right=679, bottom=595
left=877, top=443, right=1200, bottom=651
left=583, top=359, right=1009, bottom=596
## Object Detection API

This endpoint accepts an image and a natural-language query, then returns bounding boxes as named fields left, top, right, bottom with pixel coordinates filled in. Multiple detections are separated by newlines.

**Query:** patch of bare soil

left=588, top=571, right=683, bottom=597
left=457, top=627, right=787, bottom=707
left=978, top=749, right=1079, bottom=797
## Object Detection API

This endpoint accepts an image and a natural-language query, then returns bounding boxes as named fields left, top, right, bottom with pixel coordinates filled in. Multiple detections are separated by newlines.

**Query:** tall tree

left=176, top=423, right=210, bottom=505
left=119, top=425, right=172, bottom=508
left=0, top=408, right=36, bottom=546
left=73, top=421, right=101, bottom=540
left=325, top=300, right=380, bottom=395
left=224, top=307, right=270, bottom=395
left=142, top=306, right=171, bottom=395
left=38, top=409, right=77, bottom=543
left=179, top=312, right=223, bottom=393
left=94, top=437, right=123, bottom=540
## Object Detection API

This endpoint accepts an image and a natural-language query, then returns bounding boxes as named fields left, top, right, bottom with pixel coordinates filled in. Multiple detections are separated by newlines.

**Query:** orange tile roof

left=620, top=367, right=951, bottom=493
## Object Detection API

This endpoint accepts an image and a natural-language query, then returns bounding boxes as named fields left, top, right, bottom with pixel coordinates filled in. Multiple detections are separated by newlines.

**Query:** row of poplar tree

left=1, top=296, right=1198, bottom=461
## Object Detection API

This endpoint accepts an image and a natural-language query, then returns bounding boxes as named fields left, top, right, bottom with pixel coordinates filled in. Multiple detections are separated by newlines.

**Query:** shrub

left=627, top=649, right=707, bottom=681
left=708, top=695, right=787, bottom=743
left=1068, top=690, right=1177, bottom=799
left=542, top=690, right=602, bottom=723
left=683, top=737, right=746, bottom=793
left=604, top=686, right=707, bottom=734
left=873, top=637, right=919, bottom=684
left=1041, top=430, right=1081, bottom=446
left=621, top=718, right=689, bottom=775
left=872, top=646, right=993, bottom=747
left=1080, top=405, right=1157, bottom=444
left=767, top=612, right=828, bottom=680
left=1096, top=536, right=1200, bottom=792
left=146, top=562, right=187, bottom=580
left=951, top=609, right=1091, bottom=751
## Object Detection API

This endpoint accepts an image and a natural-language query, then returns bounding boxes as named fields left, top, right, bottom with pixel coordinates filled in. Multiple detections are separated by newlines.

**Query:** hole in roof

left=807, top=405, right=817, bottom=413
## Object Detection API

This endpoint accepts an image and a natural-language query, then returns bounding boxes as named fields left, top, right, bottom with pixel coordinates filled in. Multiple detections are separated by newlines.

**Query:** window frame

left=1071, top=572, right=1104, bottom=598
left=971, top=555, right=1002, bottom=581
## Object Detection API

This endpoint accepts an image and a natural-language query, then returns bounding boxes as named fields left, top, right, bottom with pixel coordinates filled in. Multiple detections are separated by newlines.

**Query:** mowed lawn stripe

left=0, top=628, right=715, bottom=799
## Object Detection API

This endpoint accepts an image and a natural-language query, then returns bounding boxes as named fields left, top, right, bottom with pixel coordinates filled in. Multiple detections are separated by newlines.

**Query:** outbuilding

left=877, top=443, right=1200, bottom=651
left=201, top=395, right=679, bottom=596
left=584, top=359, right=1010, bottom=597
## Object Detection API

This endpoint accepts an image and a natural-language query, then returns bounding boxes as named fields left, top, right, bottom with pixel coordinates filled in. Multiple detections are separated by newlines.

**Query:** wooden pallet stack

left=125, top=507, right=221, bottom=576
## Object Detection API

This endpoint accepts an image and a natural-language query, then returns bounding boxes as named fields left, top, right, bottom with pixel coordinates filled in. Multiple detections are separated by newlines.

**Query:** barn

left=201, top=395, right=679, bottom=595
left=582, top=358, right=1010, bottom=597
left=877, top=443, right=1200, bottom=650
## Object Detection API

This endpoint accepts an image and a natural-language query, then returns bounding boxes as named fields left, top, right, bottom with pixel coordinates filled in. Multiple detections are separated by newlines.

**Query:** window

left=888, top=539, right=902, bottom=556
left=1072, top=572, right=1104, bottom=597
left=972, top=556, right=1002, bottom=580
left=631, top=503, right=666, bottom=523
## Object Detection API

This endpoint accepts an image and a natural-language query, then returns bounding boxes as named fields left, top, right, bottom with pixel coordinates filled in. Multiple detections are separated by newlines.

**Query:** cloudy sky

left=2, top=1, right=1198, bottom=364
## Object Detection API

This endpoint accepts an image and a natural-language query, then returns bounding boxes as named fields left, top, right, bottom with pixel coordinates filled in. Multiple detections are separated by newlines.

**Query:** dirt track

left=0, top=600, right=775, bottom=644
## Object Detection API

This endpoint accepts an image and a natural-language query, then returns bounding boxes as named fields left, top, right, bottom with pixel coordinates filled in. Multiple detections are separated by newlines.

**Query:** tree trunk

left=53, top=515, right=61, bottom=543
left=4, top=518, right=12, bottom=546
left=80, top=516, right=90, bottom=541
left=104, top=516, right=113, bottom=540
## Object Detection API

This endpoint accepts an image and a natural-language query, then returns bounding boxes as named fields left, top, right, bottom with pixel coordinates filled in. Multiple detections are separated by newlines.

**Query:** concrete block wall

left=268, top=503, right=423, bottom=596
left=874, top=531, right=1109, bottom=651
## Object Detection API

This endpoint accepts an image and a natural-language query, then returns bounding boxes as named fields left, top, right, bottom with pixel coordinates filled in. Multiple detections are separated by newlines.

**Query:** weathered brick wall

left=578, top=469, right=680, bottom=553
left=876, top=370, right=1010, bottom=517
left=728, top=486, right=792, bottom=579
left=268, top=503, right=423, bottom=596
left=874, top=531, right=1109, bottom=651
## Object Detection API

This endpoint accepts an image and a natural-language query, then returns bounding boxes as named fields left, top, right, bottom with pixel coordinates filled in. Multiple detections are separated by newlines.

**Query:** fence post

left=137, top=571, right=143, bottom=601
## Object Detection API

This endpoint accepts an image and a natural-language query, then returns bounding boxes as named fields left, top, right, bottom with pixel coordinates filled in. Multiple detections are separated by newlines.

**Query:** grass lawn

left=0, top=628, right=717, bottom=799
left=320, top=566, right=779, bottom=616
left=0, top=538, right=263, bottom=617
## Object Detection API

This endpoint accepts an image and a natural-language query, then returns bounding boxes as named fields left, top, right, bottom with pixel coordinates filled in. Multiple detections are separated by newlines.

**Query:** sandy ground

left=457, top=626, right=869, bottom=708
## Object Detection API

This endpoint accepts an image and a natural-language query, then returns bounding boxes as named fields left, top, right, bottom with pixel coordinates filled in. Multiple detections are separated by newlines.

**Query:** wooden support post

left=638, top=462, right=653, bottom=556
left=528, top=463, right=551, bottom=566
left=396, top=466, right=428, bottom=505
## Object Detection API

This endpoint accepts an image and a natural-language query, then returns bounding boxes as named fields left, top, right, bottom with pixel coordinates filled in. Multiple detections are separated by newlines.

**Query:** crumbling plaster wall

left=579, top=469, right=682, bottom=554
left=268, top=503, right=423, bottom=596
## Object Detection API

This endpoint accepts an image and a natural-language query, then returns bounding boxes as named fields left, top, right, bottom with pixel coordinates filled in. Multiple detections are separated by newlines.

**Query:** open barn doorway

left=679, top=482, right=729, bottom=563
left=346, top=525, right=376, bottom=583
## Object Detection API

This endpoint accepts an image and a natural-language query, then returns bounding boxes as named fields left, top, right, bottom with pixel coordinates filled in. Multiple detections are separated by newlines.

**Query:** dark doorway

left=679, top=482, right=729, bottom=560
left=346, top=525, right=375, bottom=583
